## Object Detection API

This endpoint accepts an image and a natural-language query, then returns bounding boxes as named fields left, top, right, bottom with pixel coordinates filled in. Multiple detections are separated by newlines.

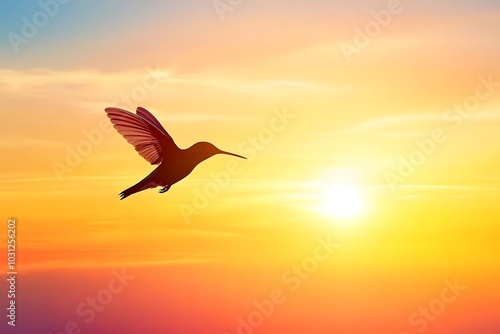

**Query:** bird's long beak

left=218, top=150, right=247, bottom=159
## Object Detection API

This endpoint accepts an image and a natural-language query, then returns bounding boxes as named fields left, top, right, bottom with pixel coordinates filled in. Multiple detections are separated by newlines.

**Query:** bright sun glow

left=321, top=184, right=365, bottom=219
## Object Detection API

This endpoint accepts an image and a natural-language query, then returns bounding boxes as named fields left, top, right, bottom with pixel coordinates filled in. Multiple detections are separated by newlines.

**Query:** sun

left=320, top=184, right=365, bottom=219
left=314, top=168, right=367, bottom=221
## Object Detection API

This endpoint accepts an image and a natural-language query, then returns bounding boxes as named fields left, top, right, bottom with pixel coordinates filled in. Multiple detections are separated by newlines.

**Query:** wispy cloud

left=336, top=108, right=500, bottom=137
left=0, top=136, right=61, bottom=148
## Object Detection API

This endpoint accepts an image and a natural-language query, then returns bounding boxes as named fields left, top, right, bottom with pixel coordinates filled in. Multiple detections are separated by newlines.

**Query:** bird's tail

left=119, top=173, right=157, bottom=200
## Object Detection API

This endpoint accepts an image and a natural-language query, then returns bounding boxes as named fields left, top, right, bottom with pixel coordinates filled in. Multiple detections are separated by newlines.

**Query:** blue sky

left=1, top=0, right=499, bottom=70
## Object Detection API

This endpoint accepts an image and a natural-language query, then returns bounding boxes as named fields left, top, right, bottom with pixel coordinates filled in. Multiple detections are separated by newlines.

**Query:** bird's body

left=105, top=107, right=245, bottom=200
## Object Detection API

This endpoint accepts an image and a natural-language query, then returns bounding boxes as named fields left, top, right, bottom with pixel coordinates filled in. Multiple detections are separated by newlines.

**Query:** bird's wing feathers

left=105, top=107, right=178, bottom=165
left=136, top=107, right=170, bottom=137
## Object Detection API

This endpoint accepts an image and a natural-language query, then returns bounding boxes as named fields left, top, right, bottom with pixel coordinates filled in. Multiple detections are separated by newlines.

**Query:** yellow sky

left=1, top=3, right=500, bottom=332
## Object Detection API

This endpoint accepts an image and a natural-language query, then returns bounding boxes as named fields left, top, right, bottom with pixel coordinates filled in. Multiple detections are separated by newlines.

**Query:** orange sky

left=1, top=1, right=500, bottom=333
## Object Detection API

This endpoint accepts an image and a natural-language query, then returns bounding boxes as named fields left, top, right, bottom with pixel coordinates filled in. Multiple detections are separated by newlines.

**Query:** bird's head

left=190, top=142, right=246, bottom=162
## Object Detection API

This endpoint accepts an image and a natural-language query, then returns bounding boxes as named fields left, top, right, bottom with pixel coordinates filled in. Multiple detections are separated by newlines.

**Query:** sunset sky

left=1, top=1, right=500, bottom=333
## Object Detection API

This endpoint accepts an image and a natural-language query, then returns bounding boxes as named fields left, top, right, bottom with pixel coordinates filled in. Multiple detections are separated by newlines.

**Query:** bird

left=104, top=106, right=246, bottom=200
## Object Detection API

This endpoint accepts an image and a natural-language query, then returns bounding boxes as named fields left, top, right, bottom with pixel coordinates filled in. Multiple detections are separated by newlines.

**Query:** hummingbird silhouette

left=105, top=107, right=246, bottom=200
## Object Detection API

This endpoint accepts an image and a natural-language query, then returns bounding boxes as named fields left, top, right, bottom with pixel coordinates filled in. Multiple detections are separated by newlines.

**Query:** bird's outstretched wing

left=136, top=107, right=170, bottom=136
left=105, top=107, right=179, bottom=165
